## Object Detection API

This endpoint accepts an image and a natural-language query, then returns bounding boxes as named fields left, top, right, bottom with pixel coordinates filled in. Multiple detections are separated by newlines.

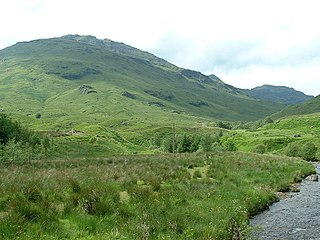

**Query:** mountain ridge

left=246, top=84, right=313, bottom=105
left=0, top=35, right=293, bottom=130
left=271, top=95, right=320, bottom=119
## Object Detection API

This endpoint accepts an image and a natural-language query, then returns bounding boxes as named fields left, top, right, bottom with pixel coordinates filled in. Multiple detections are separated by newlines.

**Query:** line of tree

left=0, top=114, right=52, bottom=162
left=216, top=117, right=274, bottom=131
left=151, top=131, right=237, bottom=154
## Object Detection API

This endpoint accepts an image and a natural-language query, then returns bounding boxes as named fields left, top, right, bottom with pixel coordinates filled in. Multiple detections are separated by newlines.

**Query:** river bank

left=250, top=163, right=320, bottom=239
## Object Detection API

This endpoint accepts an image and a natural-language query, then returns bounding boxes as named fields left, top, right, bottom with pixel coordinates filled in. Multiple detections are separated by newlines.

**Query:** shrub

left=193, top=170, right=202, bottom=179
left=212, top=142, right=224, bottom=152
left=217, top=121, right=231, bottom=129
left=285, top=142, right=317, bottom=161
left=225, top=141, right=237, bottom=152
left=254, top=144, right=266, bottom=154
left=148, top=176, right=161, bottom=191
left=301, top=142, right=317, bottom=161
left=35, top=113, right=42, bottom=119
left=285, top=142, right=301, bottom=157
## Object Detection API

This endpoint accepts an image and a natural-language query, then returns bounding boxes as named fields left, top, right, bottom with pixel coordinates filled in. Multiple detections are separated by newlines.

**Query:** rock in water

left=306, top=174, right=318, bottom=182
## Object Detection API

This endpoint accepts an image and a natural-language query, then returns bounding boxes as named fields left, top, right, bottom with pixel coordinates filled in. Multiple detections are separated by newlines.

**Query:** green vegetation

left=222, top=113, right=320, bottom=160
left=246, top=84, right=313, bottom=105
left=0, top=152, right=314, bottom=239
left=285, top=142, right=318, bottom=161
left=0, top=114, right=52, bottom=162
left=271, top=95, right=320, bottom=119
left=0, top=34, right=285, bottom=135
left=0, top=34, right=319, bottom=239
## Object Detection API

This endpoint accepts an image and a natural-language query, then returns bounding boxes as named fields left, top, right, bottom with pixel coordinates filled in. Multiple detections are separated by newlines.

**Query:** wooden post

left=28, top=147, right=31, bottom=164
left=172, top=123, right=176, bottom=158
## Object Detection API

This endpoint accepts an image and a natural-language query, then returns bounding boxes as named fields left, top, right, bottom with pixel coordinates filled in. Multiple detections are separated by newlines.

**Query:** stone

left=306, top=174, right=318, bottom=182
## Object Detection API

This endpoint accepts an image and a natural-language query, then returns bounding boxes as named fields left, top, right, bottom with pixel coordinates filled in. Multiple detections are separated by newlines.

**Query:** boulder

left=306, top=174, right=318, bottom=182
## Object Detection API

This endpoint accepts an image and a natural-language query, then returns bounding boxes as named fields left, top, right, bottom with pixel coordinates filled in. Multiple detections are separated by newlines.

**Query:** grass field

left=0, top=152, right=314, bottom=239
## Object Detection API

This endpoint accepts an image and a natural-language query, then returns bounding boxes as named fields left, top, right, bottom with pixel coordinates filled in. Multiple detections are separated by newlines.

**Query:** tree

left=201, top=134, right=212, bottom=153
left=150, top=132, right=162, bottom=148
left=42, top=135, right=51, bottom=156
left=177, top=134, right=192, bottom=153
left=0, top=113, right=31, bottom=145
left=3, top=139, right=19, bottom=161
left=162, top=136, right=173, bottom=153
left=189, top=135, right=201, bottom=152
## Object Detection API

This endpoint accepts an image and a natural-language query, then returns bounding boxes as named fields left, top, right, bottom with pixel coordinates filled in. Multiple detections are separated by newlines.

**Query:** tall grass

left=0, top=152, right=314, bottom=239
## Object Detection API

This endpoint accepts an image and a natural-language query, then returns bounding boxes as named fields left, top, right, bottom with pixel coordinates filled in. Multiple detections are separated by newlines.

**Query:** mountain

left=0, top=35, right=285, bottom=131
left=271, top=95, right=320, bottom=119
left=246, top=85, right=313, bottom=105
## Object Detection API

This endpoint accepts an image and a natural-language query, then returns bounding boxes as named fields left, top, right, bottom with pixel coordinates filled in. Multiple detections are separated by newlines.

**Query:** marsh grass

left=0, top=152, right=314, bottom=239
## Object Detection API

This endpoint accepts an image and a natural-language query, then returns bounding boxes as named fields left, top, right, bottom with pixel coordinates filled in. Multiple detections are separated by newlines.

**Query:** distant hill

left=0, top=35, right=285, bottom=131
left=246, top=85, right=313, bottom=105
left=271, top=95, right=320, bottom=119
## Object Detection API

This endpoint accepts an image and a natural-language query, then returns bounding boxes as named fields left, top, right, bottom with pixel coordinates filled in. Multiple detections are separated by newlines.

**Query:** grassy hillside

left=227, top=113, right=320, bottom=159
left=246, top=85, right=313, bottom=105
left=0, top=35, right=284, bottom=131
left=271, top=95, right=320, bottom=119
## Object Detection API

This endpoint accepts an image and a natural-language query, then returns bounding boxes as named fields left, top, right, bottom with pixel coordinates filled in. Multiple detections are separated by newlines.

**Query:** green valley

left=0, top=35, right=319, bottom=239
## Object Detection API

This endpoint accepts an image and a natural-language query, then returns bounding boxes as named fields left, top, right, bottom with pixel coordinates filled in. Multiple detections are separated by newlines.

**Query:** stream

left=250, top=163, right=320, bottom=240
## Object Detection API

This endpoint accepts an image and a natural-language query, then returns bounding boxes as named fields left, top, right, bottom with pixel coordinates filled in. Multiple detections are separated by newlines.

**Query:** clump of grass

left=193, top=170, right=202, bottom=179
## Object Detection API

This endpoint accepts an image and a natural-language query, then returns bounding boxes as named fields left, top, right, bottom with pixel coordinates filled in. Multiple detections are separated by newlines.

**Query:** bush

left=301, top=142, right=317, bottom=161
left=254, top=144, right=266, bottom=154
left=285, top=142, right=318, bottom=161
left=285, top=142, right=301, bottom=157
left=225, top=141, right=237, bottom=152
left=193, top=170, right=202, bottom=179
left=212, top=142, right=224, bottom=153
left=217, top=121, right=231, bottom=129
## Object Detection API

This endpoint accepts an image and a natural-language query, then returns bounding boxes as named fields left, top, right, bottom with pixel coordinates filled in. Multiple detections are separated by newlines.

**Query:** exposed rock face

left=79, top=85, right=97, bottom=94
left=122, top=91, right=136, bottom=99
left=306, top=174, right=318, bottom=182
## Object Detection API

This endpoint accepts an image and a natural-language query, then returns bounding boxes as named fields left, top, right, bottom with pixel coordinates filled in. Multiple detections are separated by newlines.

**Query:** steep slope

left=246, top=85, right=313, bottom=105
left=0, top=35, right=285, bottom=131
left=271, top=95, right=320, bottom=119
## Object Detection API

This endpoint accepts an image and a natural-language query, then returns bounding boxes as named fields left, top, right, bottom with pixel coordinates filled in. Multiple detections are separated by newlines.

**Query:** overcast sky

left=1, top=0, right=319, bottom=96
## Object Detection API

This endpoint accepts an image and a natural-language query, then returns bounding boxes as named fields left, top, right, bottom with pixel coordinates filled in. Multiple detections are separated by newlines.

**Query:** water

left=250, top=164, right=320, bottom=240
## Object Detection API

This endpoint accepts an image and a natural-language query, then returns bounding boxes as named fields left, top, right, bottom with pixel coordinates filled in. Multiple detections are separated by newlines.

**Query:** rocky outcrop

left=122, top=91, right=136, bottom=99
left=79, top=85, right=97, bottom=94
